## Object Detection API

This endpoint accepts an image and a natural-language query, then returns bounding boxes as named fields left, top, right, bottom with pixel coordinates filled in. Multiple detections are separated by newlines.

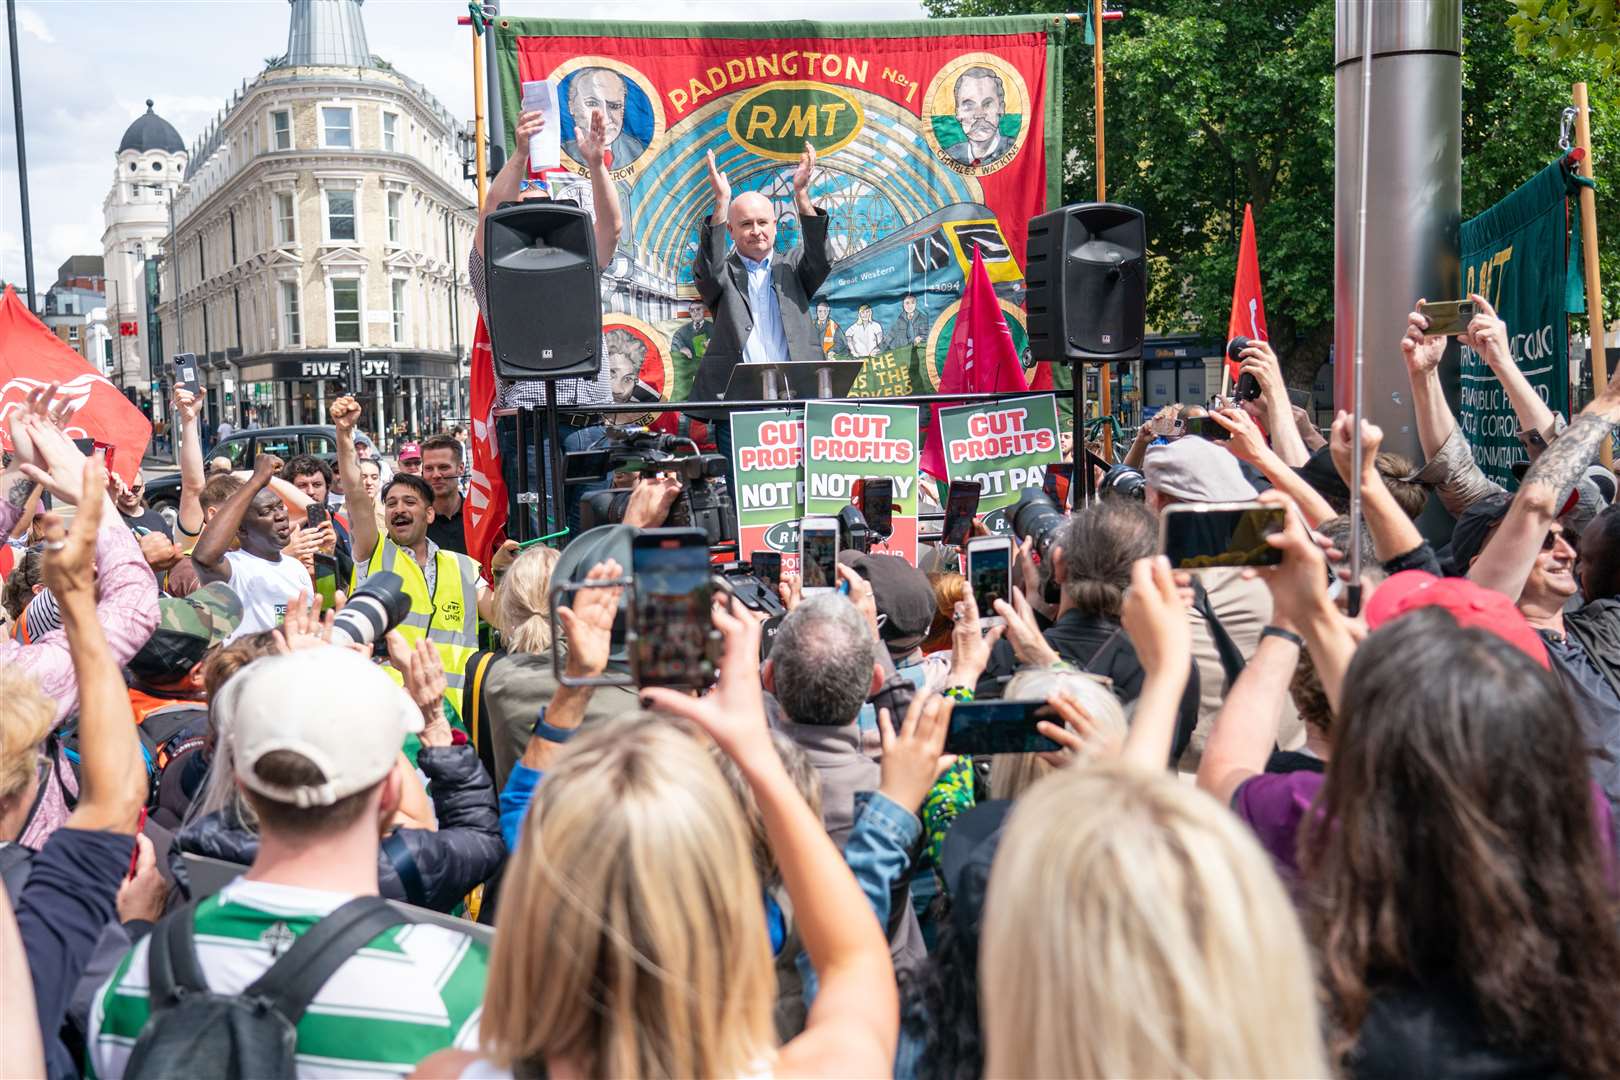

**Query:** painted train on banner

left=495, top=18, right=1062, bottom=418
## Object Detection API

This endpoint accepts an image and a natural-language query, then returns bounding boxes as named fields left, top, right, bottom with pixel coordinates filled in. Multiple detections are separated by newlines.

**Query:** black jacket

left=688, top=209, right=832, bottom=412
left=171, top=743, right=506, bottom=913
left=978, top=608, right=1202, bottom=768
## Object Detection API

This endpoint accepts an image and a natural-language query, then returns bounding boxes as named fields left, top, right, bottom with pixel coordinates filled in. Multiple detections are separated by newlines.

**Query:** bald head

left=727, top=191, right=776, bottom=262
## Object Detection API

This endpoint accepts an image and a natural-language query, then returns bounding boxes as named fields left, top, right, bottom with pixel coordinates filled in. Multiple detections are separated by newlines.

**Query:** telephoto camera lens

left=331, top=571, right=413, bottom=648
left=1100, top=464, right=1147, bottom=501
left=1009, top=487, right=1067, bottom=560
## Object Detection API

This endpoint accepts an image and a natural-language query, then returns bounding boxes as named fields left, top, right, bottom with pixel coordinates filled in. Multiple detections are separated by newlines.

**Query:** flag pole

left=1346, top=0, right=1375, bottom=617
left=1573, top=82, right=1611, bottom=468
left=470, top=15, right=489, bottom=212
left=6, top=0, right=36, bottom=312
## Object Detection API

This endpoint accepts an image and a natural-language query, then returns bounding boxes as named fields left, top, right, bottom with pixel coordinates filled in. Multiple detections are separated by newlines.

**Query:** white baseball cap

left=220, top=648, right=423, bottom=808
left=1144, top=437, right=1260, bottom=503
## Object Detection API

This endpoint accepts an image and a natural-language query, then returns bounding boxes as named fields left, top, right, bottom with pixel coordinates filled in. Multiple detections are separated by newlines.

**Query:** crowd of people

left=2, top=280, right=1619, bottom=1080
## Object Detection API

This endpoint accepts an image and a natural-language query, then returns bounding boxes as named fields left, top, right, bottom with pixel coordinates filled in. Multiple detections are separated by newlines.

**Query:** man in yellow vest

left=331, top=395, right=494, bottom=714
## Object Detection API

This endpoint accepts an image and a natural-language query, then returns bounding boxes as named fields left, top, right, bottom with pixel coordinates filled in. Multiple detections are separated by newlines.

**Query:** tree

left=1510, top=1, right=1620, bottom=75
left=928, top=0, right=1620, bottom=393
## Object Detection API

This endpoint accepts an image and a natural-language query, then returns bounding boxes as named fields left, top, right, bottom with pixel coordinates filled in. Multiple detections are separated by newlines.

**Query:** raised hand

left=556, top=558, right=623, bottom=678
left=876, top=692, right=955, bottom=812
left=1245, top=490, right=1332, bottom=626
left=329, top=395, right=361, bottom=435
left=171, top=386, right=200, bottom=426
left=1210, top=406, right=1269, bottom=465
left=1461, top=291, right=1510, bottom=366
left=1036, top=691, right=1123, bottom=768
left=273, top=591, right=334, bottom=653
left=948, top=590, right=1004, bottom=688
left=836, top=563, right=881, bottom=640
left=1119, top=555, right=1191, bottom=683
left=641, top=596, right=773, bottom=771
left=513, top=108, right=546, bottom=165
left=576, top=109, right=608, bottom=171
left=792, top=139, right=816, bottom=194
left=993, top=588, right=1059, bottom=668
left=252, top=453, right=282, bottom=482
left=1401, top=299, right=1447, bottom=377
left=705, top=148, right=732, bottom=208
left=1328, top=409, right=1384, bottom=489
left=39, top=456, right=108, bottom=601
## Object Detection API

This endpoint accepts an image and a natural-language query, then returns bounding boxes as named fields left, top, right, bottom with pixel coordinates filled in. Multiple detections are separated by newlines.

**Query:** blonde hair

left=495, top=545, right=562, bottom=654
left=483, top=718, right=777, bottom=1078
left=990, top=667, right=1127, bottom=801
left=0, top=667, right=54, bottom=809
left=981, top=765, right=1329, bottom=1078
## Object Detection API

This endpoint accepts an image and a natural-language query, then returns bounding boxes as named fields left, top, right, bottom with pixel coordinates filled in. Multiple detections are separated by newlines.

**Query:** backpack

left=122, top=895, right=412, bottom=1080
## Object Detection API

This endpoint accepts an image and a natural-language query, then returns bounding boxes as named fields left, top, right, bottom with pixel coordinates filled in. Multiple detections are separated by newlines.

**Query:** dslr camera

left=575, top=427, right=737, bottom=547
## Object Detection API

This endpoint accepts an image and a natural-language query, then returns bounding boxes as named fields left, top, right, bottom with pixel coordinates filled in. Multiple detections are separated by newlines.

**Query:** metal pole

left=169, top=189, right=183, bottom=351
left=6, top=0, right=36, bottom=311
left=1346, top=0, right=1375, bottom=616
left=483, top=0, right=506, bottom=172
left=471, top=22, right=488, bottom=211
left=1093, top=0, right=1113, bottom=461
left=1573, top=82, right=1612, bottom=468
left=447, top=208, right=463, bottom=422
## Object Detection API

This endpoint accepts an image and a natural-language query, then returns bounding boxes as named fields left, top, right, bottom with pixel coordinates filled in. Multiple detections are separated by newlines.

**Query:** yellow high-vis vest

left=355, top=539, right=480, bottom=707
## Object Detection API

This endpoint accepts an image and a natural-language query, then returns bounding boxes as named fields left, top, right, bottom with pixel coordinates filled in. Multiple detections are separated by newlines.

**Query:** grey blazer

left=688, top=208, right=832, bottom=414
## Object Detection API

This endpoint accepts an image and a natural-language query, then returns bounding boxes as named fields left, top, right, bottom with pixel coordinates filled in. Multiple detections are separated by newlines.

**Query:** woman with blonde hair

left=988, top=666, right=1126, bottom=801
left=419, top=598, right=898, bottom=1079
left=980, top=763, right=1328, bottom=1078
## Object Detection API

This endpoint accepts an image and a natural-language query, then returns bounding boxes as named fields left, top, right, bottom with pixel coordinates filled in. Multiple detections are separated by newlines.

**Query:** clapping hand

left=273, top=591, right=334, bottom=653
left=9, top=382, right=92, bottom=506
left=876, top=691, right=955, bottom=812
left=557, top=559, right=623, bottom=679
left=792, top=139, right=816, bottom=194
left=387, top=632, right=452, bottom=746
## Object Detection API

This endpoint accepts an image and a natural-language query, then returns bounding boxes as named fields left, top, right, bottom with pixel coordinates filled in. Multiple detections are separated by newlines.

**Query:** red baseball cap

left=398, top=441, right=422, bottom=461
left=1365, top=570, right=1550, bottom=669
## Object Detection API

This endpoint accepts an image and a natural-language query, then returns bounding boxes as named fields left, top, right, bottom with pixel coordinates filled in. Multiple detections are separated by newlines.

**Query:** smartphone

left=858, top=476, right=894, bottom=538
left=72, top=437, right=95, bottom=456
left=799, top=516, right=840, bottom=593
left=305, top=503, right=330, bottom=529
left=751, top=550, right=782, bottom=589
left=944, top=700, right=1061, bottom=755
left=941, top=480, right=982, bottom=547
left=173, top=352, right=202, bottom=396
left=1041, top=462, right=1073, bottom=506
left=966, top=536, right=1013, bottom=625
left=1418, top=299, right=1477, bottom=337
left=1159, top=501, right=1287, bottom=570
left=93, top=441, right=116, bottom=473
left=1181, top=415, right=1231, bottom=442
left=629, top=528, right=716, bottom=689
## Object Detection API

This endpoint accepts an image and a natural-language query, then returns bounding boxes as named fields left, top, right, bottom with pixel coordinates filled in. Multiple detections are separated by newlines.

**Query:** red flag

left=920, top=249, right=1029, bottom=480
left=464, top=315, right=508, bottom=580
left=1226, top=203, right=1269, bottom=385
left=0, top=285, right=150, bottom=486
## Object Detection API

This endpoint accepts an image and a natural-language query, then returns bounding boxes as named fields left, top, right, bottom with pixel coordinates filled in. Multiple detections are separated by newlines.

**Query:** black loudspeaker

left=484, top=202, right=602, bottom=380
left=1025, top=202, right=1146, bottom=363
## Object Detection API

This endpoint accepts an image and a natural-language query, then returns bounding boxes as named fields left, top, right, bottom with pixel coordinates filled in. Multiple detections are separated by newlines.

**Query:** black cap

left=1293, top=444, right=1350, bottom=507
left=1438, top=491, right=1511, bottom=576
left=837, top=550, right=935, bottom=655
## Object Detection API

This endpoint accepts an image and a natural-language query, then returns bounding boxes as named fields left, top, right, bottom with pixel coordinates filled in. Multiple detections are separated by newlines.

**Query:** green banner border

left=493, top=14, right=1066, bottom=208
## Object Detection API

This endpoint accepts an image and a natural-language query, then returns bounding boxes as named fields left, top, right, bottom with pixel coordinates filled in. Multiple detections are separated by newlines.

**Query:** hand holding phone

left=1159, top=501, right=1286, bottom=570
left=305, top=503, right=330, bottom=529
left=857, top=476, right=894, bottom=538
left=966, top=536, right=1013, bottom=627
left=630, top=529, right=717, bottom=689
left=1180, top=415, right=1231, bottom=442
left=799, top=516, right=839, bottom=593
left=751, top=550, right=783, bottom=588
left=944, top=700, right=1062, bottom=755
left=1416, top=299, right=1477, bottom=337
left=941, top=480, right=982, bottom=547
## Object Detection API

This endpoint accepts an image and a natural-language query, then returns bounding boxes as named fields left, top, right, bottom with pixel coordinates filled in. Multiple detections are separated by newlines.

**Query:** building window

left=67, top=325, right=80, bottom=343
left=391, top=278, right=407, bottom=343
left=324, top=189, right=356, bottom=242
left=382, top=111, right=398, bottom=152
left=331, top=278, right=361, bottom=344
left=280, top=281, right=302, bottom=346
left=275, top=192, right=295, bottom=245
left=387, top=190, right=402, bottom=244
left=271, top=109, right=291, bottom=150
left=321, top=106, right=352, bottom=148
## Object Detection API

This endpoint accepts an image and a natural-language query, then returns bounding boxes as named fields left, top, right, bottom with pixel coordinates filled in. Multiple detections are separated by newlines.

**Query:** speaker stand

left=537, top=383, right=569, bottom=545
left=1068, top=361, right=1096, bottom=510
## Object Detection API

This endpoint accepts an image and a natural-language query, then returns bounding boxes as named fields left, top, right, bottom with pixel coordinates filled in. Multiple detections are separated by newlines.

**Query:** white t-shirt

left=222, top=549, right=311, bottom=640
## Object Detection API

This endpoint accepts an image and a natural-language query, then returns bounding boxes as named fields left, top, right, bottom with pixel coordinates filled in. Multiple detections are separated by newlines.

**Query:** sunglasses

left=1542, top=529, right=1566, bottom=552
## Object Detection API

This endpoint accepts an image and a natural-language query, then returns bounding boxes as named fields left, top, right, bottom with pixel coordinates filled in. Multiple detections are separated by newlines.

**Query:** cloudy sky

left=0, top=0, right=926, bottom=300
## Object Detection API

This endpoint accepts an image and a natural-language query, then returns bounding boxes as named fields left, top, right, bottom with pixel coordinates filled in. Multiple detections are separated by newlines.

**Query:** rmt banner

left=494, top=16, right=1066, bottom=415
left=938, top=393, right=1061, bottom=532
left=1457, top=160, right=1578, bottom=486
left=731, top=409, right=806, bottom=569
left=803, top=401, right=919, bottom=563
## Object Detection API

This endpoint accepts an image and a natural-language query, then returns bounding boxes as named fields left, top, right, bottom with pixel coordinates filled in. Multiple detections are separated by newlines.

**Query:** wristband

left=1260, top=625, right=1305, bottom=649
left=531, top=706, right=577, bottom=744
left=943, top=685, right=975, bottom=703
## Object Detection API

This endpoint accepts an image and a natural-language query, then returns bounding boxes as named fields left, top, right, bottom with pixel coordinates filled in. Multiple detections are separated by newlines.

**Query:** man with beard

left=190, top=454, right=320, bottom=640
left=946, top=67, right=1013, bottom=166
left=333, top=395, right=494, bottom=712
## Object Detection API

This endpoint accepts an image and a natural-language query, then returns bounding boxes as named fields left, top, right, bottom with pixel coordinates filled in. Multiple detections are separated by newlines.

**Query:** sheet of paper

left=520, top=79, right=560, bottom=172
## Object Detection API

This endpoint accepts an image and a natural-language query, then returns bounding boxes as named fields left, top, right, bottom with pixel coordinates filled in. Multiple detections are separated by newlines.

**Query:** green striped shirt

left=88, top=879, right=488, bottom=1079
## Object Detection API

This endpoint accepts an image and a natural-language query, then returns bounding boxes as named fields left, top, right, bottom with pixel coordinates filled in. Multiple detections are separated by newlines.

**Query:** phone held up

left=941, top=479, right=982, bottom=548
left=173, top=352, right=203, bottom=396
left=629, top=528, right=718, bottom=690
left=856, top=476, right=894, bottom=539
left=944, top=700, right=1062, bottom=755
left=1417, top=299, right=1477, bottom=338
left=1159, top=501, right=1286, bottom=571
left=966, top=535, right=1012, bottom=626
left=305, top=503, right=330, bottom=529
left=798, top=515, right=839, bottom=594
left=1180, top=415, right=1231, bottom=442
left=751, top=550, right=783, bottom=589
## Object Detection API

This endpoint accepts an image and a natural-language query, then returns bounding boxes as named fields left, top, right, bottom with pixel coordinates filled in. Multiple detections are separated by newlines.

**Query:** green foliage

left=1510, top=0, right=1620, bottom=74
left=928, top=0, right=1620, bottom=388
